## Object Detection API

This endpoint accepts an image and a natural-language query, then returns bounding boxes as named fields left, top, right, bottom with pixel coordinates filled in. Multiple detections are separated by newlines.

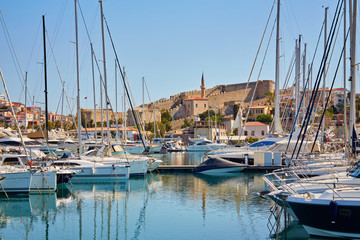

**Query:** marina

left=0, top=152, right=308, bottom=240
left=1, top=0, right=360, bottom=239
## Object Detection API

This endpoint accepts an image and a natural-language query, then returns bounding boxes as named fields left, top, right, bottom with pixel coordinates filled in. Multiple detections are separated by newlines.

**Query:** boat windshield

left=248, top=141, right=276, bottom=148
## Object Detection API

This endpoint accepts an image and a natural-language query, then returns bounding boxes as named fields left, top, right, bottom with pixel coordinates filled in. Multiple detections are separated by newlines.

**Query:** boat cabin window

left=51, top=162, right=81, bottom=167
left=2, top=157, right=20, bottom=165
left=249, top=141, right=276, bottom=148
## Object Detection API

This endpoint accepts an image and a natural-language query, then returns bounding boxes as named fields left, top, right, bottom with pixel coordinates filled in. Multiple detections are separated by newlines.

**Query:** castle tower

left=200, top=72, right=205, bottom=98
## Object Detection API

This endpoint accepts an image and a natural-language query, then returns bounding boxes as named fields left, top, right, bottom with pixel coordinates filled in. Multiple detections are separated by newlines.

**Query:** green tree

left=248, top=137, right=259, bottom=143
left=161, top=110, right=172, bottom=124
left=256, top=114, right=273, bottom=123
left=264, top=91, right=275, bottom=105
left=182, top=118, right=191, bottom=128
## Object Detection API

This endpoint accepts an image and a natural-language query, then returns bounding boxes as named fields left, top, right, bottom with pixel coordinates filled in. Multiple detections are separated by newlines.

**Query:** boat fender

left=112, top=164, right=115, bottom=170
left=329, top=200, right=338, bottom=223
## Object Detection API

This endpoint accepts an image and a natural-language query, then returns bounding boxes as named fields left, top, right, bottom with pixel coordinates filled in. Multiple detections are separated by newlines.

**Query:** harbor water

left=0, top=153, right=310, bottom=239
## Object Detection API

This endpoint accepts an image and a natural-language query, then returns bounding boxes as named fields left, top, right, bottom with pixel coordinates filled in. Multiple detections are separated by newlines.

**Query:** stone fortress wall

left=127, top=80, right=274, bottom=126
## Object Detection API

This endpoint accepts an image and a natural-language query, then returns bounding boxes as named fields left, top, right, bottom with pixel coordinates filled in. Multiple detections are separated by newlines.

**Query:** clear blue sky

left=0, top=0, right=350, bottom=115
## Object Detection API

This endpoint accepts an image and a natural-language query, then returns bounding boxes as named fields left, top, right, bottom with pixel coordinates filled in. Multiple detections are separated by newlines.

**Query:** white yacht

left=187, top=138, right=227, bottom=152
left=0, top=154, right=57, bottom=193
left=51, top=158, right=130, bottom=182
left=82, top=144, right=162, bottom=176
left=0, top=167, right=32, bottom=195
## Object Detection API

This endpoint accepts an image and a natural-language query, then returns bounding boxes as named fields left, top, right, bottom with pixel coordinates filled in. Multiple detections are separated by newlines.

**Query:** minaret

left=201, top=72, right=205, bottom=98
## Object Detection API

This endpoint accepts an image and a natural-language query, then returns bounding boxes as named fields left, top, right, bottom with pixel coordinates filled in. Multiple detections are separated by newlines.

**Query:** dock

left=157, top=165, right=196, bottom=172
left=156, top=165, right=284, bottom=173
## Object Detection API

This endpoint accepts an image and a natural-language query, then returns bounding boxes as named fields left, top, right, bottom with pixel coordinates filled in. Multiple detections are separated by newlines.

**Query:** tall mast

left=343, top=0, right=348, bottom=151
left=214, top=98, right=218, bottom=141
left=302, top=43, right=307, bottom=122
left=153, top=101, right=156, bottom=138
left=74, top=0, right=81, bottom=157
left=61, top=81, right=65, bottom=131
left=274, top=0, right=282, bottom=133
left=123, top=67, right=127, bottom=143
left=208, top=101, right=210, bottom=138
left=322, top=7, right=328, bottom=147
left=115, top=59, right=119, bottom=140
left=0, top=70, right=30, bottom=159
left=349, top=0, right=357, bottom=143
left=171, top=109, right=174, bottom=138
left=99, top=0, right=110, bottom=150
left=142, top=77, right=145, bottom=141
left=100, top=73, right=104, bottom=143
left=42, top=15, right=49, bottom=145
left=25, top=71, right=27, bottom=133
left=295, top=36, right=301, bottom=126
left=91, top=44, right=97, bottom=144
left=32, top=96, right=35, bottom=130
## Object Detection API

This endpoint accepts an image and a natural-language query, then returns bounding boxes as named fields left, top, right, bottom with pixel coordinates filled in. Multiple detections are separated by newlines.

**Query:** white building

left=242, top=121, right=269, bottom=139
left=333, top=88, right=349, bottom=108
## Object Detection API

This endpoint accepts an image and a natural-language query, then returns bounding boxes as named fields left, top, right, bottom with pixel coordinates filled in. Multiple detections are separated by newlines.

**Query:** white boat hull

left=0, top=171, right=32, bottom=194
left=70, top=165, right=130, bottom=182
left=30, top=171, right=57, bottom=193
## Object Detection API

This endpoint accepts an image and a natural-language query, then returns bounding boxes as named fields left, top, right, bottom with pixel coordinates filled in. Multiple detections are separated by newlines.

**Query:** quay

left=156, top=165, right=284, bottom=172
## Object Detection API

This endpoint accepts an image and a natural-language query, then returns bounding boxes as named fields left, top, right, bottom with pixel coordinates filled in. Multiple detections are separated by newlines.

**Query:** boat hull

left=30, top=171, right=57, bottom=193
left=287, top=198, right=360, bottom=238
left=0, top=171, right=32, bottom=195
left=70, top=165, right=130, bottom=182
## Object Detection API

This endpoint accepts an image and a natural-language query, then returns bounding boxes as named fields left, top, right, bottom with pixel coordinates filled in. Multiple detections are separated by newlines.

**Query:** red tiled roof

left=245, top=121, right=268, bottom=126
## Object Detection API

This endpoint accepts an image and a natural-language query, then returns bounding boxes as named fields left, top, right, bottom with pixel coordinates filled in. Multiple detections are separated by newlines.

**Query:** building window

left=196, top=104, right=198, bottom=108
left=261, top=130, right=265, bottom=135
left=244, top=131, right=248, bottom=136
left=251, top=131, right=255, bottom=136
left=204, top=104, right=206, bottom=107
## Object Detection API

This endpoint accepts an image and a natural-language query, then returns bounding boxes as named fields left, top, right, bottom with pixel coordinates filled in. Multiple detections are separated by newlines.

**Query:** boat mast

left=91, top=44, right=97, bottom=144
left=153, top=101, right=156, bottom=138
left=349, top=0, right=357, bottom=146
left=32, top=96, right=35, bottom=130
left=123, top=67, right=127, bottom=143
left=115, top=59, right=119, bottom=141
left=343, top=0, right=348, bottom=151
left=60, top=81, right=64, bottom=132
left=302, top=43, right=307, bottom=122
left=208, top=101, right=210, bottom=139
left=274, top=0, right=282, bottom=134
left=25, top=71, right=27, bottom=133
left=171, top=109, right=174, bottom=138
left=74, top=0, right=81, bottom=157
left=0, top=70, right=30, bottom=159
left=142, top=77, right=145, bottom=141
left=42, top=15, right=49, bottom=145
left=322, top=7, right=328, bottom=150
left=214, top=98, right=218, bottom=141
left=295, top=36, right=301, bottom=126
left=99, top=0, right=111, bottom=152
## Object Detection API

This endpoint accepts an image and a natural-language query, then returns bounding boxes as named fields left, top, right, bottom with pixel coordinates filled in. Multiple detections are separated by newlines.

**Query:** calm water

left=0, top=153, right=311, bottom=240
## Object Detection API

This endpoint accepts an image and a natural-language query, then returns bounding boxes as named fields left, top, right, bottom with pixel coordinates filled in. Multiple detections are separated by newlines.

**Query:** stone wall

left=85, top=80, right=274, bottom=127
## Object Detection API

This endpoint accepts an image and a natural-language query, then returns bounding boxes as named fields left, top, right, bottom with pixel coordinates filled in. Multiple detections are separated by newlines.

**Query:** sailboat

left=51, top=0, right=130, bottom=182
left=207, top=0, right=287, bottom=167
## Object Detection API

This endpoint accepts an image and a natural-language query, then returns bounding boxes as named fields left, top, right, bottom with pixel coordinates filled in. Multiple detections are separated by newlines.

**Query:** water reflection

left=152, top=152, right=205, bottom=165
left=0, top=173, right=275, bottom=240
